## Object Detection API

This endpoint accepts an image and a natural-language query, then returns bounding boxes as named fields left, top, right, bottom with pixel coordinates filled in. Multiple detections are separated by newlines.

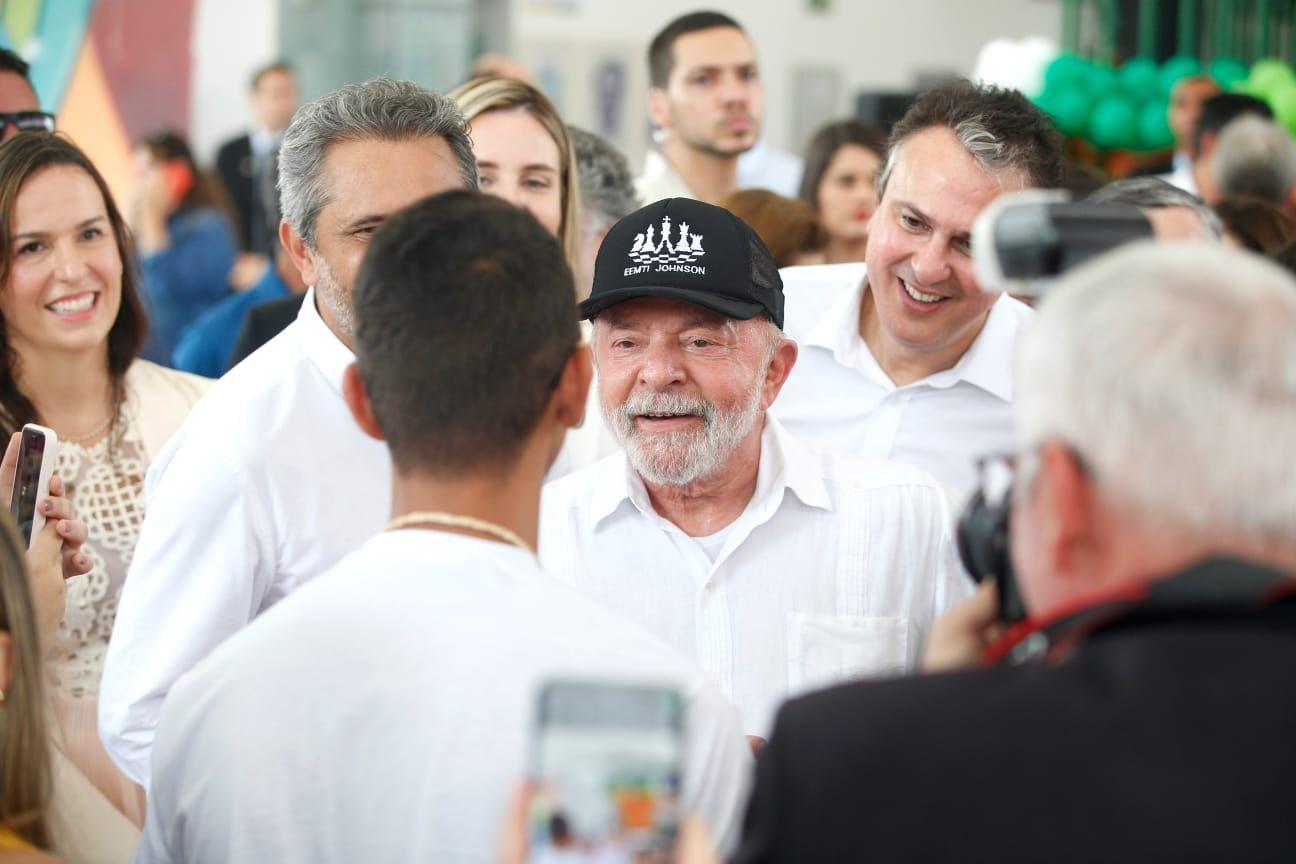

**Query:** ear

left=648, top=87, right=672, bottom=132
left=1034, top=441, right=1096, bottom=583
left=552, top=343, right=593, bottom=430
left=760, top=337, right=799, bottom=411
left=0, top=630, right=12, bottom=696
left=279, top=218, right=320, bottom=288
left=341, top=363, right=385, bottom=442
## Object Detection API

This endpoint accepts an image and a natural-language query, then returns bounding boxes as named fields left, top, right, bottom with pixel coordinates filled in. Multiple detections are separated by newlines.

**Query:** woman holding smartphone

left=449, top=76, right=583, bottom=290
left=0, top=132, right=209, bottom=826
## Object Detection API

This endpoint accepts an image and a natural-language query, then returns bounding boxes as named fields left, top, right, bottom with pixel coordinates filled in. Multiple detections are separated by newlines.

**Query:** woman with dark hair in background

left=1214, top=196, right=1295, bottom=253
left=129, top=130, right=237, bottom=363
left=798, top=119, right=887, bottom=264
left=0, top=133, right=208, bottom=828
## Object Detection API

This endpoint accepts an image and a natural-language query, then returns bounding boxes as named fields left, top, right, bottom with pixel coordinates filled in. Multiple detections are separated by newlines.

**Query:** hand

left=921, top=580, right=1005, bottom=673
left=229, top=253, right=270, bottom=292
left=2, top=430, right=91, bottom=577
left=128, top=167, right=174, bottom=254
left=500, top=783, right=720, bottom=864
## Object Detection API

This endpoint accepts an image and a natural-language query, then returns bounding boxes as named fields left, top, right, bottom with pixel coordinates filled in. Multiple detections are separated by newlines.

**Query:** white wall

left=189, top=0, right=279, bottom=164
left=513, top=0, right=1060, bottom=165
left=185, top=0, right=1061, bottom=167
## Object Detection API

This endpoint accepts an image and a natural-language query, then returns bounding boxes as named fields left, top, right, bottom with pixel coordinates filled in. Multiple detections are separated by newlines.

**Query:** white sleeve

left=131, top=672, right=200, bottom=864
left=681, top=681, right=753, bottom=857
left=100, top=428, right=275, bottom=789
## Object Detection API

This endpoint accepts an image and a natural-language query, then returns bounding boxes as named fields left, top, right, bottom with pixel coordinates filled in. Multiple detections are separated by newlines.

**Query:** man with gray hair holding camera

left=735, top=242, right=1296, bottom=862
left=101, top=78, right=478, bottom=788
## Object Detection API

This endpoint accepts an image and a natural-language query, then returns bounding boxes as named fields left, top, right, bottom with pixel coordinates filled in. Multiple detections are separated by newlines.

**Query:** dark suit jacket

left=215, top=133, right=269, bottom=253
left=735, top=560, right=1296, bottom=863
left=228, top=295, right=303, bottom=369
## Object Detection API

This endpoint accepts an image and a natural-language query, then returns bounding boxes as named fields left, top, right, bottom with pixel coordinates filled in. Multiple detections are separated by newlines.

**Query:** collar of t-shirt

left=589, top=416, right=832, bottom=568
left=804, top=266, right=1019, bottom=401
left=294, top=287, right=355, bottom=395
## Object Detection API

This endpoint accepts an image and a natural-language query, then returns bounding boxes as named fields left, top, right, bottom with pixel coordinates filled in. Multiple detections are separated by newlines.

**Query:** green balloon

left=1049, top=86, right=1092, bottom=136
left=1085, top=64, right=1118, bottom=97
left=1089, top=94, right=1137, bottom=149
left=1136, top=101, right=1174, bottom=151
left=1119, top=58, right=1159, bottom=98
left=1209, top=57, right=1248, bottom=89
left=1158, top=55, right=1202, bottom=96
left=1044, top=54, right=1089, bottom=92
left=1270, top=85, right=1296, bottom=135
left=1248, top=58, right=1294, bottom=95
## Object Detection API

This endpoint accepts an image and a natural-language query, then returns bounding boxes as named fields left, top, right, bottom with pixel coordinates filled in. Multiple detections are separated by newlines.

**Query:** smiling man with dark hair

left=773, top=79, right=1065, bottom=499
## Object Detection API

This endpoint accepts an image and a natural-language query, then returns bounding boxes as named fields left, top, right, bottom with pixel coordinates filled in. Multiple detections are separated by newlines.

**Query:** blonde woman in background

left=449, top=75, right=583, bottom=288
left=0, top=133, right=208, bottom=830
left=0, top=486, right=134, bottom=863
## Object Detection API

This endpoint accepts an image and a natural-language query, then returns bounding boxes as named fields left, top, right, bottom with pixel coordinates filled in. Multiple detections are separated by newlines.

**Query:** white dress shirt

left=136, top=531, right=751, bottom=864
left=736, top=140, right=804, bottom=198
left=772, top=263, right=1032, bottom=499
left=1157, top=150, right=1199, bottom=196
left=540, top=417, right=970, bottom=737
left=100, top=290, right=390, bottom=788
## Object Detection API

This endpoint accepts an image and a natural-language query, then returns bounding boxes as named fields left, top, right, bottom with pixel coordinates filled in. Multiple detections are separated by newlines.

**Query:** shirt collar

left=805, top=266, right=1020, bottom=402
left=249, top=127, right=283, bottom=159
left=589, top=414, right=832, bottom=531
left=294, top=287, right=356, bottom=394
left=638, top=150, right=695, bottom=199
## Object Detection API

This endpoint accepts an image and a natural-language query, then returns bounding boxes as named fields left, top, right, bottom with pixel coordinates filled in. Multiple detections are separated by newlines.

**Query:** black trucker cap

left=579, top=197, right=784, bottom=328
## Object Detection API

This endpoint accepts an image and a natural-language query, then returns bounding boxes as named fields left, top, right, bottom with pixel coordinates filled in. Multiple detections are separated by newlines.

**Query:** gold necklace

left=61, top=411, right=116, bottom=446
left=384, top=511, right=534, bottom=555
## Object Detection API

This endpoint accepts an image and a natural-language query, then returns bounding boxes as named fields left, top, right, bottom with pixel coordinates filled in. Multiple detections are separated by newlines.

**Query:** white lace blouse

left=42, top=358, right=209, bottom=827
left=51, top=420, right=148, bottom=699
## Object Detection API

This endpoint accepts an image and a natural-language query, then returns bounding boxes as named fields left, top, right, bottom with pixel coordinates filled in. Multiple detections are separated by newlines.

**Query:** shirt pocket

left=785, top=611, right=913, bottom=697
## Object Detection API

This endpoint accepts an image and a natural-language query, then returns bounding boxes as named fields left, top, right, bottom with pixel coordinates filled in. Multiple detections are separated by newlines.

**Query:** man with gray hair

left=736, top=242, right=1296, bottom=861
left=1211, top=114, right=1296, bottom=212
left=1088, top=175, right=1222, bottom=241
left=570, top=126, right=642, bottom=297
left=772, top=80, right=1064, bottom=498
left=541, top=197, right=969, bottom=744
left=101, top=78, right=477, bottom=787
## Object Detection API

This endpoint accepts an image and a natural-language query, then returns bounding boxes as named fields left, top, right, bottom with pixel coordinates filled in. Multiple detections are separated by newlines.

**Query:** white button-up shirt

left=100, top=290, right=390, bottom=788
left=136, top=531, right=752, bottom=863
left=539, top=417, right=970, bottom=737
left=772, top=263, right=1032, bottom=499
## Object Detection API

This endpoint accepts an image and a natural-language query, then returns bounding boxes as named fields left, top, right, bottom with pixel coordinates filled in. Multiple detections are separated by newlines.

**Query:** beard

left=603, top=385, right=764, bottom=487
left=313, top=253, right=353, bottom=340
left=673, top=108, right=759, bottom=158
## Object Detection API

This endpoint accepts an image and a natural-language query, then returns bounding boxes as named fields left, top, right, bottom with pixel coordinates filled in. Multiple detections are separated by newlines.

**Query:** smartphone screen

left=9, top=429, right=45, bottom=547
left=529, top=681, right=684, bottom=864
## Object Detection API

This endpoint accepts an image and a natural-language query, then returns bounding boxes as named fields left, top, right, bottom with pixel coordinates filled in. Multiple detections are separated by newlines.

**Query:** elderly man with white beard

left=539, top=198, right=971, bottom=743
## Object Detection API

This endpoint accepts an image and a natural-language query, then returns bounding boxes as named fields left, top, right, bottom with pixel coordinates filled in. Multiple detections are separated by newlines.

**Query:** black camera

left=971, top=190, right=1155, bottom=296
left=956, top=480, right=1027, bottom=623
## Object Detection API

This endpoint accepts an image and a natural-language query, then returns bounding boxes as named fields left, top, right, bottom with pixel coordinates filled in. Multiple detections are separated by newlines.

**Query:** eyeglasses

left=0, top=111, right=54, bottom=134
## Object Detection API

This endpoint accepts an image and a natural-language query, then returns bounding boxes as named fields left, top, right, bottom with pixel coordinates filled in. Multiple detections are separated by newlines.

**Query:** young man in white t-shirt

left=136, top=192, right=751, bottom=864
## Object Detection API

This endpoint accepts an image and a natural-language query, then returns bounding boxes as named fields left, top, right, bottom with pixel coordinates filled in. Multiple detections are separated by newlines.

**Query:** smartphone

left=528, top=680, right=685, bottom=863
left=9, top=424, right=59, bottom=549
